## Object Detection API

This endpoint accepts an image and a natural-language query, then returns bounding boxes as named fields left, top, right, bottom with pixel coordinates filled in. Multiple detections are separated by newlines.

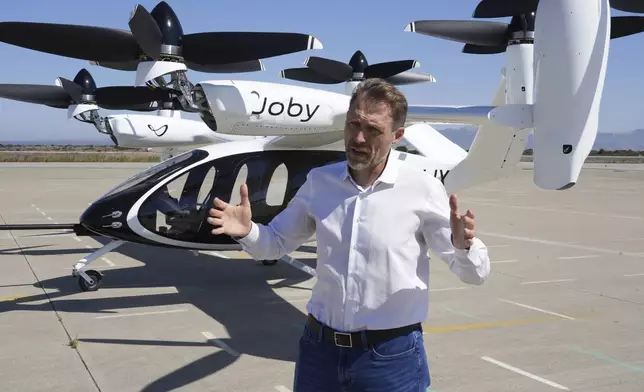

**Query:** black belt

left=305, top=314, right=421, bottom=348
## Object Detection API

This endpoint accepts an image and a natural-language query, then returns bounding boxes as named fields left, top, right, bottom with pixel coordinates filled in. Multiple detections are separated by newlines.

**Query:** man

left=207, top=78, right=491, bottom=391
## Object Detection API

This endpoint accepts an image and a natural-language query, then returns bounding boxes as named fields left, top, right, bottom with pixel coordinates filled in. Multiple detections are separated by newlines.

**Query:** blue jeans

left=293, top=321, right=430, bottom=391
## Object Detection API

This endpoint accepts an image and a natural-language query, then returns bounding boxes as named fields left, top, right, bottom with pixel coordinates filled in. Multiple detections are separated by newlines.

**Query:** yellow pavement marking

left=0, top=295, right=25, bottom=302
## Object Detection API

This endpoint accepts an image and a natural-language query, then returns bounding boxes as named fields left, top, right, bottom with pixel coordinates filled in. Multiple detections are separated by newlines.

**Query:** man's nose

left=353, top=130, right=366, bottom=143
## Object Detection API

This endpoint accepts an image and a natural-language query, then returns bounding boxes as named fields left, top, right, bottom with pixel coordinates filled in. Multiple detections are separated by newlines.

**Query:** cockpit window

left=135, top=149, right=348, bottom=245
left=138, top=158, right=218, bottom=241
left=99, top=149, right=208, bottom=200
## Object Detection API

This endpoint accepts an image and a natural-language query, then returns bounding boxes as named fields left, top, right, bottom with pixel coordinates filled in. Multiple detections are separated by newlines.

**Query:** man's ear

left=392, top=127, right=405, bottom=144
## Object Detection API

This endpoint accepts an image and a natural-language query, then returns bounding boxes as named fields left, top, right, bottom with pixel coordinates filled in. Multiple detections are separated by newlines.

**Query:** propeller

left=472, top=0, right=644, bottom=18
left=405, top=11, right=644, bottom=55
left=0, top=1, right=322, bottom=74
left=0, top=68, right=168, bottom=111
left=280, top=50, right=435, bottom=85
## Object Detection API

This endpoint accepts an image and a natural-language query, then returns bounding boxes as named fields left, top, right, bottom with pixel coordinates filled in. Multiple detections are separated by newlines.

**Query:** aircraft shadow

left=0, top=245, right=103, bottom=256
left=2, top=235, right=318, bottom=391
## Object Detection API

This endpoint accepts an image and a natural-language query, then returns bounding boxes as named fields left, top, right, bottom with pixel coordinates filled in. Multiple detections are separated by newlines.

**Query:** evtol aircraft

left=1, top=0, right=644, bottom=292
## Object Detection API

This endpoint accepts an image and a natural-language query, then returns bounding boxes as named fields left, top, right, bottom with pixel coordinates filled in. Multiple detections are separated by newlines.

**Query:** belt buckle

left=334, top=332, right=352, bottom=348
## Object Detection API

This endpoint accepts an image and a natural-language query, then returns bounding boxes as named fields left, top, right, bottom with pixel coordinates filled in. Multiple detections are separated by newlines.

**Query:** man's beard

left=346, top=146, right=386, bottom=170
left=347, top=158, right=370, bottom=170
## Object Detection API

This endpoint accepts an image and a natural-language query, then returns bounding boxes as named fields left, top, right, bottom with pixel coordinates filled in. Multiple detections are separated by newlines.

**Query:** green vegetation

left=0, top=144, right=159, bottom=162
left=0, top=152, right=160, bottom=163
left=0, top=144, right=149, bottom=152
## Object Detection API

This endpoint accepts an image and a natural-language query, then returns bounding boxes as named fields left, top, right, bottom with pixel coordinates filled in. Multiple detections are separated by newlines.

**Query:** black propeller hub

left=348, top=50, right=368, bottom=74
left=73, top=68, right=97, bottom=90
left=71, top=68, right=98, bottom=103
left=150, top=1, right=184, bottom=49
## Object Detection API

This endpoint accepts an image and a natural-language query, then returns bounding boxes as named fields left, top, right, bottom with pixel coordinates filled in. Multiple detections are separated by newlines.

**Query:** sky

left=0, top=0, right=643, bottom=143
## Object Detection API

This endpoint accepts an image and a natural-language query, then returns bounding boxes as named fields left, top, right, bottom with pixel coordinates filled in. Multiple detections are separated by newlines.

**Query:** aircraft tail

left=441, top=75, right=531, bottom=194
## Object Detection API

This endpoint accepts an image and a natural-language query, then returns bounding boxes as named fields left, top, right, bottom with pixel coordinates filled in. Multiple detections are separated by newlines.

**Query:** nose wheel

left=75, top=270, right=103, bottom=292
left=261, top=259, right=278, bottom=266
left=71, top=239, right=124, bottom=292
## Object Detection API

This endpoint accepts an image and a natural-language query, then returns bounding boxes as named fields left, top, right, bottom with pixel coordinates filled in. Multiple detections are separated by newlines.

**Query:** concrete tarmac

left=0, top=161, right=643, bottom=391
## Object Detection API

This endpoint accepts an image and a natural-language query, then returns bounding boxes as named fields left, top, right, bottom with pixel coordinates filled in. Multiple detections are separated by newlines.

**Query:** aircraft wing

left=406, top=105, right=497, bottom=126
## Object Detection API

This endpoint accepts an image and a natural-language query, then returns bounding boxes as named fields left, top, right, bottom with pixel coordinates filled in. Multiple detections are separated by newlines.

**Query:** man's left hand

left=449, top=194, right=475, bottom=250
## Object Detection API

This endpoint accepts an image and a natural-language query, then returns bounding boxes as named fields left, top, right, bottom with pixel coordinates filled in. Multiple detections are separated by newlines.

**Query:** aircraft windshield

left=99, top=150, right=208, bottom=200
left=138, top=157, right=221, bottom=242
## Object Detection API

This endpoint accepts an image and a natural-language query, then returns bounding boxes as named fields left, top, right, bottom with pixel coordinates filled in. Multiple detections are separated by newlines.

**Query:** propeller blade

left=611, top=0, right=644, bottom=13
left=472, top=0, right=539, bottom=18
left=280, top=67, right=343, bottom=84
left=0, top=84, right=70, bottom=107
left=99, top=101, right=161, bottom=112
left=185, top=59, right=264, bottom=73
left=57, top=77, right=83, bottom=103
left=0, top=22, right=140, bottom=62
left=610, top=16, right=644, bottom=39
left=90, top=60, right=140, bottom=71
left=305, top=56, right=353, bottom=81
left=462, top=42, right=508, bottom=54
left=365, top=60, right=420, bottom=79
left=404, top=20, right=510, bottom=46
left=385, top=71, right=436, bottom=85
left=128, top=4, right=163, bottom=59
left=94, top=86, right=170, bottom=107
left=182, top=32, right=322, bottom=65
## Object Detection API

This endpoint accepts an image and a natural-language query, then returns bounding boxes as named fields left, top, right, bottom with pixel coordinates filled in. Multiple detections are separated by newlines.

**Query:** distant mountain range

left=434, top=127, right=644, bottom=151
left=2, top=128, right=644, bottom=151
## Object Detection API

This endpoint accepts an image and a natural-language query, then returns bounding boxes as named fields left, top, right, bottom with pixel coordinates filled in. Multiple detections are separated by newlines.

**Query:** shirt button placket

left=344, top=192, right=362, bottom=331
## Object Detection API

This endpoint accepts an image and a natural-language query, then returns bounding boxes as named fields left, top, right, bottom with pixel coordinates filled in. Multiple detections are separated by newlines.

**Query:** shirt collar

left=340, top=148, right=401, bottom=186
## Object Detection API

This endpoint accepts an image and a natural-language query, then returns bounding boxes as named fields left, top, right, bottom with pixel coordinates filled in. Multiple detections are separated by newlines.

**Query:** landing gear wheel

left=261, top=259, right=278, bottom=266
left=78, top=270, right=103, bottom=292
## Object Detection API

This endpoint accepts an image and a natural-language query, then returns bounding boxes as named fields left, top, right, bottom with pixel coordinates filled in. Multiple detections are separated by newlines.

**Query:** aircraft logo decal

left=251, top=92, right=319, bottom=122
left=148, top=124, right=169, bottom=137
left=434, top=169, right=449, bottom=183
left=563, top=144, right=573, bottom=154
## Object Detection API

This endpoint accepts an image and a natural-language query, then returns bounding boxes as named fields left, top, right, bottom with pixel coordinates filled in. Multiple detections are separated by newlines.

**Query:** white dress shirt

left=237, top=149, right=490, bottom=332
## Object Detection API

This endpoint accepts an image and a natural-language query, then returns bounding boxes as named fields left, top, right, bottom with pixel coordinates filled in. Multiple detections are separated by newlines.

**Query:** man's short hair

left=348, top=78, right=408, bottom=131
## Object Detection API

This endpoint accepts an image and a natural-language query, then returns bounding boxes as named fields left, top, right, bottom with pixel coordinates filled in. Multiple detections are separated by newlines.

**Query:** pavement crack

left=0, top=214, right=103, bottom=392
left=562, top=285, right=644, bottom=306
left=494, top=270, right=525, bottom=280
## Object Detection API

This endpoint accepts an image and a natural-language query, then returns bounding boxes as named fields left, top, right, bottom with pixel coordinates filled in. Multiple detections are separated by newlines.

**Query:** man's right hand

left=207, top=183, right=253, bottom=237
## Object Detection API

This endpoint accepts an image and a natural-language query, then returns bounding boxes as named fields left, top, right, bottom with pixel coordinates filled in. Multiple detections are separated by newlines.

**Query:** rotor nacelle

left=531, top=0, right=609, bottom=190
left=196, top=80, right=349, bottom=136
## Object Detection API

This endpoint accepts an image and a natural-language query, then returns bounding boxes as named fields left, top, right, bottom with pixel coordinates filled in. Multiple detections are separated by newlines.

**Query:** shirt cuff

left=235, top=222, right=259, bottom=246
left=454, top=237, right=483, bottom=263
